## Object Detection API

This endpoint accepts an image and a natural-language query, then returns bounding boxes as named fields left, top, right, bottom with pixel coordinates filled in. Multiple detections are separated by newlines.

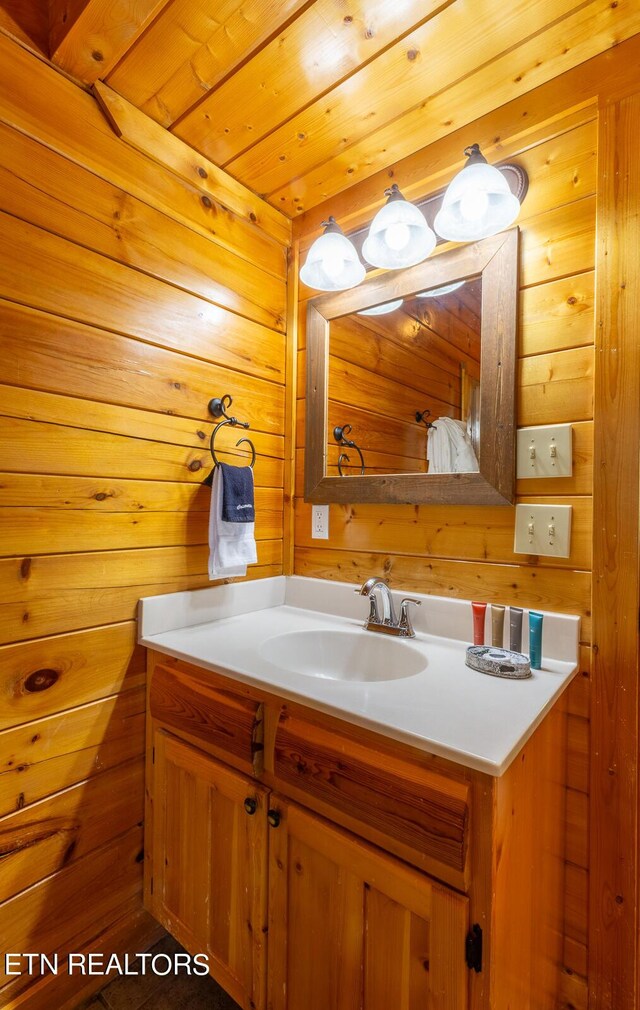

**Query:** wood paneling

left=50, top=0, right=172, bottom=84
left=150, top=663, right=264, bottom=774
left=223, top=0, right=624, bottom=200
left=268, top=1, right=640, bottom=214
left=590, top=92, right=640, bottom=1010
left=273, top=712, right=470, bottom=876
left=93, top=81, right=291, bottom=246
left=149, top=731, right=269, bottom=1010
left=0, top=906, right=163, bottom=1010
left=0, top=757, right=144, bottom=901
left=0, top=3, right=48, bottom=53
left=0, top=30, right=289, bottom=1010
left=171, top=0, right=452, bottom=161
left=0, top=826, right=144, bottom=994
left=294, top=104, right=595, bottom=1005
left=104, top=0, right=311, bottom=129
left=0, top=622, right=145, bottom=725
left=46, top=0, right=637, bottom=218
left=0, top=688, right=145, bottom=816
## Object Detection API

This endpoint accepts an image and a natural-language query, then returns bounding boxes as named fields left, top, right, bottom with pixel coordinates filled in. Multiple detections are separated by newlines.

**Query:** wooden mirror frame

left=304, top=228, right=518, bottom=505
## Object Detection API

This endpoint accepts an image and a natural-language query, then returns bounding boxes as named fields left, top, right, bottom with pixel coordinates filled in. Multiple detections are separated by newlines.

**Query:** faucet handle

left=399, top=598, right=421, bottom=637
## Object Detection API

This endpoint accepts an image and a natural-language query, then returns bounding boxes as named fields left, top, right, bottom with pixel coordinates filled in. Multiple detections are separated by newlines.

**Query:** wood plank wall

left=294, top=110, right=596, bottom=1009
left=0, top=32, right=289, bottom=1010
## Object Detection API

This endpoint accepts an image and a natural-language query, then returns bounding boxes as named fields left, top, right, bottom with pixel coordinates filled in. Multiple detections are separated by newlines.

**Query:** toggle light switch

left=516, top=424, right=573, bottom=478
left=514, top=504, right=572, bottom=557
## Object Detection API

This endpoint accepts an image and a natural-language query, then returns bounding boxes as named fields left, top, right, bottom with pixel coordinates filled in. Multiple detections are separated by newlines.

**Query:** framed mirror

left=304, top=228, right=518, bottom=505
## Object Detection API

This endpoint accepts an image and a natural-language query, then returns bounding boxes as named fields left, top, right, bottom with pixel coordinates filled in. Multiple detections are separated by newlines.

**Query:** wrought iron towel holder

left=415, top=408, right=438, bottom=430
left=203, top=394, right=256, bottom=485
left=333, top=424, right=365, bottom=476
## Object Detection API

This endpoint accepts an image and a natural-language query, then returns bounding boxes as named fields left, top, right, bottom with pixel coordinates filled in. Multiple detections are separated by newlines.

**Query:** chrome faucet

left=356, top=578, right=421, bottom=637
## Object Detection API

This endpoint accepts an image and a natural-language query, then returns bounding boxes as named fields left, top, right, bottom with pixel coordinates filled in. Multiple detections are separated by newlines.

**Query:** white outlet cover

left=311, top=504, right=329, bottom=540
left=516, top=424, right=573, bottom=479
left=514, top=504, right=572, bottom=558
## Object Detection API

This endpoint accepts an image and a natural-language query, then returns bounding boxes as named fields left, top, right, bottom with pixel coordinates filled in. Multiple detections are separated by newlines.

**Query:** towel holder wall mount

left=203, top=395, right=256, bottom=485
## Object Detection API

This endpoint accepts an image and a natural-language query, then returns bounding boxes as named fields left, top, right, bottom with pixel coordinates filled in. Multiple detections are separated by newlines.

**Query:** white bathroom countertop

left=139, top=576, right=580, bottom=777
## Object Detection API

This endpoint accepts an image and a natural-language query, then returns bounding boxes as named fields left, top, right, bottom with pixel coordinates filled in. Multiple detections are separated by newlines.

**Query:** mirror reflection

left=328, top=278, right=482, bottom=476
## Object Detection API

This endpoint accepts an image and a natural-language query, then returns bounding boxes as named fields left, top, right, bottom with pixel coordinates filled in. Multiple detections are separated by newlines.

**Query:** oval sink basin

left=260, top=628, right=426, bottom=682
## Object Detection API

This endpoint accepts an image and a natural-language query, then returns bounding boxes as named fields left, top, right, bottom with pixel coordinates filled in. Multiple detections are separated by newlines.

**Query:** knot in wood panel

left=24, top=669, right=59, bottom=693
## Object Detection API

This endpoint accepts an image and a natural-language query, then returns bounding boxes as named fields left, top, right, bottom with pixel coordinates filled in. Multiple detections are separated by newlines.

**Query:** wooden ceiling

left=4, top=0, right=640, bottom=217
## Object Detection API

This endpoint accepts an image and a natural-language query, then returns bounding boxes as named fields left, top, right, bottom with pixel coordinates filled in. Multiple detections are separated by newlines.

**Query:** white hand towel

left=427, top=417, right=479, bottom=473
left=208, top=466, right=258, bottom=579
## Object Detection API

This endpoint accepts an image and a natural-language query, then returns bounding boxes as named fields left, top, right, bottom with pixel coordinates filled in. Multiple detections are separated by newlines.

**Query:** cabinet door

left=149, top=730, right=268, bottom=1010
left=267, top=799, right=468, bottom=1010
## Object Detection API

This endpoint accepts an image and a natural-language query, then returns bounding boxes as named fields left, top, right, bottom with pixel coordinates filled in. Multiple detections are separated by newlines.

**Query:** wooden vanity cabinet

left=149, top=729, right=269, bottom=1010
left=267, top=797, right=469, bottom=1010
left=145, top=652, right=567, bottom=1010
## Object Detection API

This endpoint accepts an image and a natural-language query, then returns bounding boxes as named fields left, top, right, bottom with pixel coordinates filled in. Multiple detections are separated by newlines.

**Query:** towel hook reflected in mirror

left=334, top=424, right=365, bottom=476
left=415, top=408, right=438, bottom=430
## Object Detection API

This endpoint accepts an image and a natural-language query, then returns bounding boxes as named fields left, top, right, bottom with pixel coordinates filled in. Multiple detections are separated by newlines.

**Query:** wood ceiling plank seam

left=104, top=0, right=255, bottom=103
left=171, top=0, right=457, bottom=166
left=105, top=0, right=315, bottom=126
left=144, top=0, right=320, bottom=126
left=223, top=0, right=593, bottom=195
left=269, top=0, right=598, bottom=204
left=50, top=0, right=176, bottom=85
left=270, top=0, right=636, bottom=213
left=166, top=0, right=334, bottom=130
left=272, top=0, right=633, bottom=213
left=0, top=23, right=91, bottom=88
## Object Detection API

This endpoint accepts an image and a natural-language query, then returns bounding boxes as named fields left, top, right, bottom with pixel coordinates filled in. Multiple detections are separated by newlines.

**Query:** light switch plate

left=311, top=504, right=329, bottom=539
left=514, top=504, right=572, bottom=558
left=516, top=424, right=573, bottom=478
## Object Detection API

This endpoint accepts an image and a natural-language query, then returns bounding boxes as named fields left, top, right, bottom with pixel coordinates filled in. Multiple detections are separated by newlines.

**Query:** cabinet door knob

left=244, top=797, right=257, bottom=815
left=267, top=809, right=281, bottom=828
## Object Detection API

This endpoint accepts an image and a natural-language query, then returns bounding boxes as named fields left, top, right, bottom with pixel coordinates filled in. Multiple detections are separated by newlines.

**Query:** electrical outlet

left=311, top=504, right=329, bottom=540
left=514, top=504, right=572, bottom=558
left=516, top=424, right=573, bottom=478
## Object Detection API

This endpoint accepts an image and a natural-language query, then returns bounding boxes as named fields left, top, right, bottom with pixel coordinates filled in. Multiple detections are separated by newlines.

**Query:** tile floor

left=81, top=936, right=240, bottom=1010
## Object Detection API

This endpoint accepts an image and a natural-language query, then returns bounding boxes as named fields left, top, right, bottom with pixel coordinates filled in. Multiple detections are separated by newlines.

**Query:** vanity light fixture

left=299, top=216, right=366, bottom=291
left=417, top=281, right=465, bottom=298
left=357, top=298, right=403, bottom=315
left=433, top=143, right=521, bottom=242
left=300, top=154, right=526, bottom=291
left=362, top=184, right=436, bottom=270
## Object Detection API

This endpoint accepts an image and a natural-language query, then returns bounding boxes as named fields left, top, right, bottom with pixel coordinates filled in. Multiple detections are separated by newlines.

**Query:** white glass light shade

left=357, top=299, right=403, bottom=316
left=362, top=185, right=436, bottom=270
left=434, top=144, right=520, bottom=242
left=299, top=217, right=365, bottom=291
left=417, top=281, right=465, bottom=298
